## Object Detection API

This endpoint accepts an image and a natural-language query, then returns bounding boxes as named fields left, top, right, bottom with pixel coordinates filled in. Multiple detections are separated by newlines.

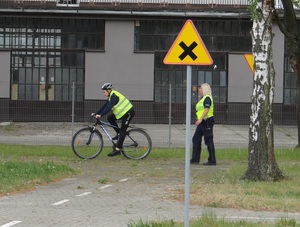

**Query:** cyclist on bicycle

left=91, top=83, right=135, bottom=157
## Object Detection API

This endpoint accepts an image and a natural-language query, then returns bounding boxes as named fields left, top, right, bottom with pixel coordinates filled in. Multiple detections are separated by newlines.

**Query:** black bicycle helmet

left=101, top=83, right=113, bottom=90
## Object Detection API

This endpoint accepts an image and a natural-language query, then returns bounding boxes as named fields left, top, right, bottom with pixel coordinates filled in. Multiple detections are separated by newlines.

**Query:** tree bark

left=242, top=0, right=284, bottom=181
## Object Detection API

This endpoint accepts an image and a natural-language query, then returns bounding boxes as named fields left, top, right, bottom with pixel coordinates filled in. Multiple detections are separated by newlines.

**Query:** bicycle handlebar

left=90, top=115, right=114, bottom=128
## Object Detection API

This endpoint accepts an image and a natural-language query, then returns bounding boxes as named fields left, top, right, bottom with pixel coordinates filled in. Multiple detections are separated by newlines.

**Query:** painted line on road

left=0, top=221, right=22, bottom=227
left=52, top=199, right=69, bottom=206
left=98, top=184, right=112, bottom=190
left=119, top=178, right=129, bottom=182
left=76, top=192, right=92, bottom=197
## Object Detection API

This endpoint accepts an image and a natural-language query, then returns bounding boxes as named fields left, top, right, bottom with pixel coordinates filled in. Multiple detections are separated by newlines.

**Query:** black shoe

left=108, top=150, right=121, bottom=157
left=203, top=162, right=216, bottom=166
left=112, top=134, right=120, bottom=141
left=190, top=160, right=199, bottom=164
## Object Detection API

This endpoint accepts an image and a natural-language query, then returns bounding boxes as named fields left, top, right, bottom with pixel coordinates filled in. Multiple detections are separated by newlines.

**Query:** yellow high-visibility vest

left=109, top=90, right=133, bottom=119
left=196, top=95, right=214, bottom=120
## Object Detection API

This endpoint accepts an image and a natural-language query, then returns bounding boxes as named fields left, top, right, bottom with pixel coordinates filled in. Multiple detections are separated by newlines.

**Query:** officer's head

left=199, top=83, right=212, bottom=96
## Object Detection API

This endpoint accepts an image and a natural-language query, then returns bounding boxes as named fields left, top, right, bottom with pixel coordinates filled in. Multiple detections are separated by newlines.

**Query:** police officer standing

left=190, top=83, right=217, bottom=165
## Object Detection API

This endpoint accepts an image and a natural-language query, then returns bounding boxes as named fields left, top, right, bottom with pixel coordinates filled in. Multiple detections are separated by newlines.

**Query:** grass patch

left=128, top=215, right=299, bottom=227
left=0, top=160, right=75, bottom=195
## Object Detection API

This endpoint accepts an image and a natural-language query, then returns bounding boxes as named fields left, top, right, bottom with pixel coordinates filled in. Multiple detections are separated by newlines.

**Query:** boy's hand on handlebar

left=90, top=113, right=101, bottom=118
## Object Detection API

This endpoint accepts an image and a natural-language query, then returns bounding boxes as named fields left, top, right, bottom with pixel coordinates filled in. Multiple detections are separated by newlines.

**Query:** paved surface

left=0, top=123, right=298, bottom=148
left=0, top=123, right=299, bottom=226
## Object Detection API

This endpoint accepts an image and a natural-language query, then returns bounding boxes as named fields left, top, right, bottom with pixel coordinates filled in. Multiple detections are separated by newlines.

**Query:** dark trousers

left=107, top=108, right=135, bottom=149
left=191, top=117, right=216, bottom=164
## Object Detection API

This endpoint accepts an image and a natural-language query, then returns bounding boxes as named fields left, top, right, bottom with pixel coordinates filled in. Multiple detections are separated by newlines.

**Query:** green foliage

left=276, top=218, right=297, bottom=227
left=247, top=0, right=258, bottom=20
left=292, top=0, right=300, bottom=8
left=98, top=177, right=108, bottom=184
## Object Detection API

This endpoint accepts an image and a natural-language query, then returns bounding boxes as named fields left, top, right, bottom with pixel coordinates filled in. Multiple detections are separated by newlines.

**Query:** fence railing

left=0, top=0, right=288, bottom=8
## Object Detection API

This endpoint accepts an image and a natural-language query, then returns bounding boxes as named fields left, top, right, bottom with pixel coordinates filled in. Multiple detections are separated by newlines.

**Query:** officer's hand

left=195, top=119, right=202, bottom=125
left=95, top=114, right=101, bottom=119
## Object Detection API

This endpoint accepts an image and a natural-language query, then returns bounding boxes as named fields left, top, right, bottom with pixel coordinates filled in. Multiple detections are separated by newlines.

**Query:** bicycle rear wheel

left=122, top=128, right=152, bottom=160
left=71, top=127, right=103, bottom=159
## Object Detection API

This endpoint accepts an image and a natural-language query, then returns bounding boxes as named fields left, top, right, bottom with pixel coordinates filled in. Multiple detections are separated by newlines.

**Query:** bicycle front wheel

left=122, top=128, right=152, bottom=160
left=71, top=127, right=104, bottom=159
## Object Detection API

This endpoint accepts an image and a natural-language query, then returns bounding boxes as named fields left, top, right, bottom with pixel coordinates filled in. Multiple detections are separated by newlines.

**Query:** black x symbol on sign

left=179, top=41, right=198, bottom=61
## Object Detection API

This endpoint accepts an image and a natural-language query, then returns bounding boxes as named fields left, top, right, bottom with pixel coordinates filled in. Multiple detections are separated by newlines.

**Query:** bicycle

left=71, top=117, right=152, bottom=160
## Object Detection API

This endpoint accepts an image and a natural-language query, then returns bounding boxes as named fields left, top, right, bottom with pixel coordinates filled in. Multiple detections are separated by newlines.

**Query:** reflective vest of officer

left=109, top=90, right=133, bottom=119
left=196, top=95, right=214, bottom=120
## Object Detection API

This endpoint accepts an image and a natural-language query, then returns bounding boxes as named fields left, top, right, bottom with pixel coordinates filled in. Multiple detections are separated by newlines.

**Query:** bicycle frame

left=94, top=119, right=139, bottom=148
left=92, top=119, right=120, bottom=144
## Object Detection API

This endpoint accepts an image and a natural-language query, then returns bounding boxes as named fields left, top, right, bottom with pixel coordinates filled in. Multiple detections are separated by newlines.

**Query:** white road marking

left=76, top=192, right=92, bottom=197
left=0, top=221, right=22, bottom=227
left=51, top=199, right=69, bottom=206
left=119, top=178, right=129, bottom=182
left=99, top=184, right=112, bottom=190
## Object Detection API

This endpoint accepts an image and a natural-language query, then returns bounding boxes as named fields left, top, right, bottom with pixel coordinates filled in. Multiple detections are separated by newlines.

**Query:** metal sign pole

left=184, top=65, right=192, bottom=227
left=169, top=83, right=172, bottom=147
left=163, top=19, right=213, bottom=227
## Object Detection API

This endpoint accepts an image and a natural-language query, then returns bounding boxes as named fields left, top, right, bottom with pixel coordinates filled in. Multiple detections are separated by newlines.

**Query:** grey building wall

left=85, top=20, right=154, bottom=101
left=273, top=24, right=285, bottom=104
left=0, top=51, right=10, bottom=98
left=228, top=24, right=285, bottom=104
left=0, top=50, right=10, bottom=121
left=228, top=53, right=253, bottom=103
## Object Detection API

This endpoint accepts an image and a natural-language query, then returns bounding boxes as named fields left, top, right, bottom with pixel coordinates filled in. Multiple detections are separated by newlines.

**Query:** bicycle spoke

left=72, top=127, right=103, bottom=159
left=122, top=129, right=152, bottom=160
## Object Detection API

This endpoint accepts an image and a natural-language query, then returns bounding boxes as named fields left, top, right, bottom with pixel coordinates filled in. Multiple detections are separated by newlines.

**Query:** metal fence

left=0, top=81, right=297, bottom=148
left=0, top=82, right=297, bottom=125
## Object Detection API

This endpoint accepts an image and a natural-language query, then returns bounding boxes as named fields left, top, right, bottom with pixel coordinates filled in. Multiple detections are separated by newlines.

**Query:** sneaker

left=108, top=149, right=121, bottom=157
left=112, top=134, right=120, bottom=141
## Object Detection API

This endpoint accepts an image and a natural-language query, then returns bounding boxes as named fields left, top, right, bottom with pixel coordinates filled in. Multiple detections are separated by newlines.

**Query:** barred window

left=154, top=52, right=227, bottom=104
left=135, top=19, right=252, bottom=52
left=283, top=56, right=298, bottom=105
left=11, top=50, right=84, bottom=101
left=0, top=17, right=105, bottom=50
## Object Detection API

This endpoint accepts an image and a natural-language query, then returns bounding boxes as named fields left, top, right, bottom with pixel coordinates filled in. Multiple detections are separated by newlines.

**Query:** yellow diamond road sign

left=163, top=19, right=213, bottom=65
left=244, top=53, right=254, bottom=74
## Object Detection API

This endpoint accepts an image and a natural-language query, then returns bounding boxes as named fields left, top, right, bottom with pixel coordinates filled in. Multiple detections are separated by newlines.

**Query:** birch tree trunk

left=242, top=0, right=284, bottom=181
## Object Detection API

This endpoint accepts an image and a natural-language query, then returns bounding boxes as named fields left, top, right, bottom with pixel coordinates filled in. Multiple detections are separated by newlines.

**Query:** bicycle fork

left=86, top=126, right=96, bottom=145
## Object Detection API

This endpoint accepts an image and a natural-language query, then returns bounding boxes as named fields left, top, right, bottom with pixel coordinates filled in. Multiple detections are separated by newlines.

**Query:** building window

left=283, top=56, right=298, bottom=105
left=135, top=19, right=252, bottom=52
left=57, top=0, right=78, bottom=4
left=1, top=17, right=104, bottom=102
left=11, top=50, right=84, bottom=101
left=0, top=17, right=105, bottom=50
left=154, top=52, right=227, bottom=104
